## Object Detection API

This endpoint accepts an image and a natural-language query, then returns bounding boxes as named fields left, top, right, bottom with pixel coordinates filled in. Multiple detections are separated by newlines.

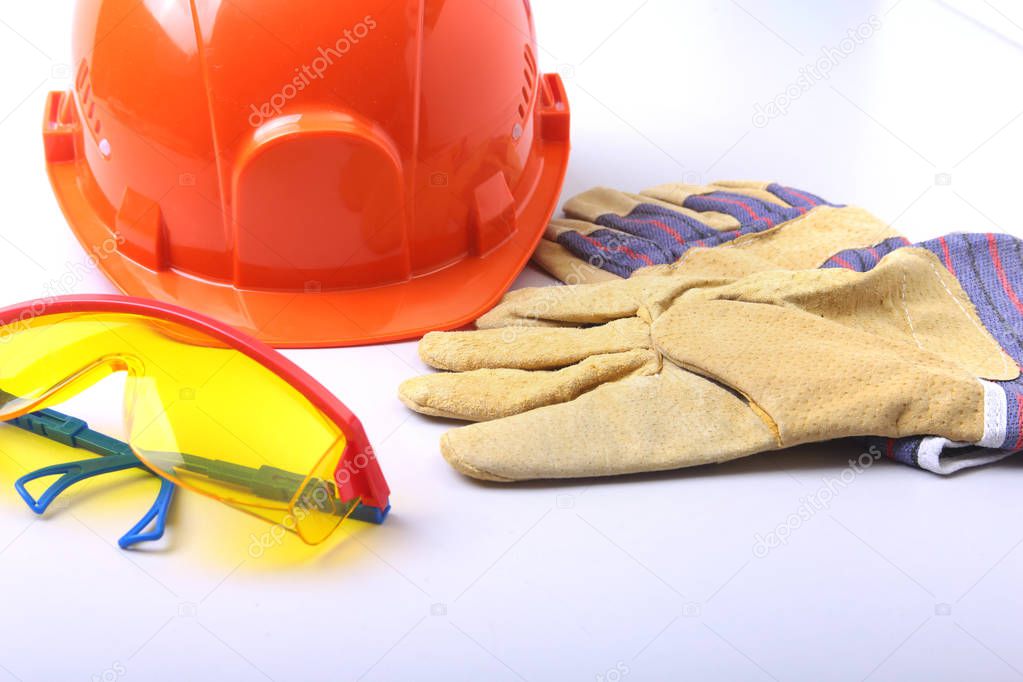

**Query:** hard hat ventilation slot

left=74, top=60, right=102, bottom=140
left=519, top=45, right=538, bottom=124
left=524, top=45, right=537, bottom=74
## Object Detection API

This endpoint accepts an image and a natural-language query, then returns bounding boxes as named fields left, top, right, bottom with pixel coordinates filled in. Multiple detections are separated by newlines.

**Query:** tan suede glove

left=532, top=180, right=896, bottom=284
left=400, top=244, right=1014, bottom=481
left=400, top=183, right=1020, bottom=481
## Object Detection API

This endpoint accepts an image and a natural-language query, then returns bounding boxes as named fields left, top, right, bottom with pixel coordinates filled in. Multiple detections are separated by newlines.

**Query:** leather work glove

left=532, top=180, right=898, bottom=284
left=823, top=233, right=1023, bottom=473
left=401, top=224, right=1023, bottom=481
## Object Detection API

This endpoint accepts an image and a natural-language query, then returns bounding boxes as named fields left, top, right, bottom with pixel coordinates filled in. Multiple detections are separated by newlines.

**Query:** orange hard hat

left=43, top=0, right=570, bottom=348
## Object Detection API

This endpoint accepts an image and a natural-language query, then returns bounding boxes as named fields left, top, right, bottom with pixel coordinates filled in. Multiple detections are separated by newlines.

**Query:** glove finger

left=418, top=317, right=650, bottom=371
left=559, top=188, right=731, bottom=272
left=438, top=364, right=777, bottom=482
left=708, top=205, right=899, bottom=271
left=562, top=187, right=721, bottom=226
left=554, top=226, right=675, bottom=278
left=762, top=183, right=837, bottom=210
left=563, top=184, right=780, bottom=231
left=531, top=237, right=624, bottom=285
left=640, top=182, right=839, bottom=244
left=538, top=205, right=900, bottom=286
left=676, top=190, right=805, bottom=231
left=400, top=349, right=659, bottom=421
left=546, top=182, right=844, bottom=280
left=642, top=181, right=836, bottom=214
left=475, top=280, right=646, bottom=328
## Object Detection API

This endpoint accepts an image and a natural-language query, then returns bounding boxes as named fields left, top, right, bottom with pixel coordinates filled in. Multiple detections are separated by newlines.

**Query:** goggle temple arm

left=119, top=478, right=174, bottom=549
left=7, top=409, right=175, bottom=549
left=9, top=407, right=389, bottom=535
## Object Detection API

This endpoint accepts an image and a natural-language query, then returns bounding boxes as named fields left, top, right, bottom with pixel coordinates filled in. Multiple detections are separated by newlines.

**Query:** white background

left=2, top=1, right=1023, bottom=680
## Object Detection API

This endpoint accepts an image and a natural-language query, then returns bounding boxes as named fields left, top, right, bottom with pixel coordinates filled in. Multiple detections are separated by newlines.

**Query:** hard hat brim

left=46, top=130, right=570, bottom=348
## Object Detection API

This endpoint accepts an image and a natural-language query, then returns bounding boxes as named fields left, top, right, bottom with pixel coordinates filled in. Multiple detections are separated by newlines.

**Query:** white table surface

left=2, top=1, right=1023, bottom=680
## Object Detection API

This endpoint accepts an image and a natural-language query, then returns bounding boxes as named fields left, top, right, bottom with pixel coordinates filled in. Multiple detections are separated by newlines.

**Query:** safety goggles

left=0, top=295, right=390, bottom=546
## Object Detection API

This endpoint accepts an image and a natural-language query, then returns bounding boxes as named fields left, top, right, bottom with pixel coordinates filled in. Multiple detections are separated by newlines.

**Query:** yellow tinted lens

left=0, top=311, right=130, bottom=412
left=289, top=440, right=359, bottom=544
left=0, top=311, right=356, bottom=543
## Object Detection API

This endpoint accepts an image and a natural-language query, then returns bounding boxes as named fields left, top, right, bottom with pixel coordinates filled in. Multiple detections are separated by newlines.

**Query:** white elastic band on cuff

left=916, top=381, right=1010, bottom=475
left=916, top=438, right=1014, bottom=474
left=978, top=380, right=1008, bottom=449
